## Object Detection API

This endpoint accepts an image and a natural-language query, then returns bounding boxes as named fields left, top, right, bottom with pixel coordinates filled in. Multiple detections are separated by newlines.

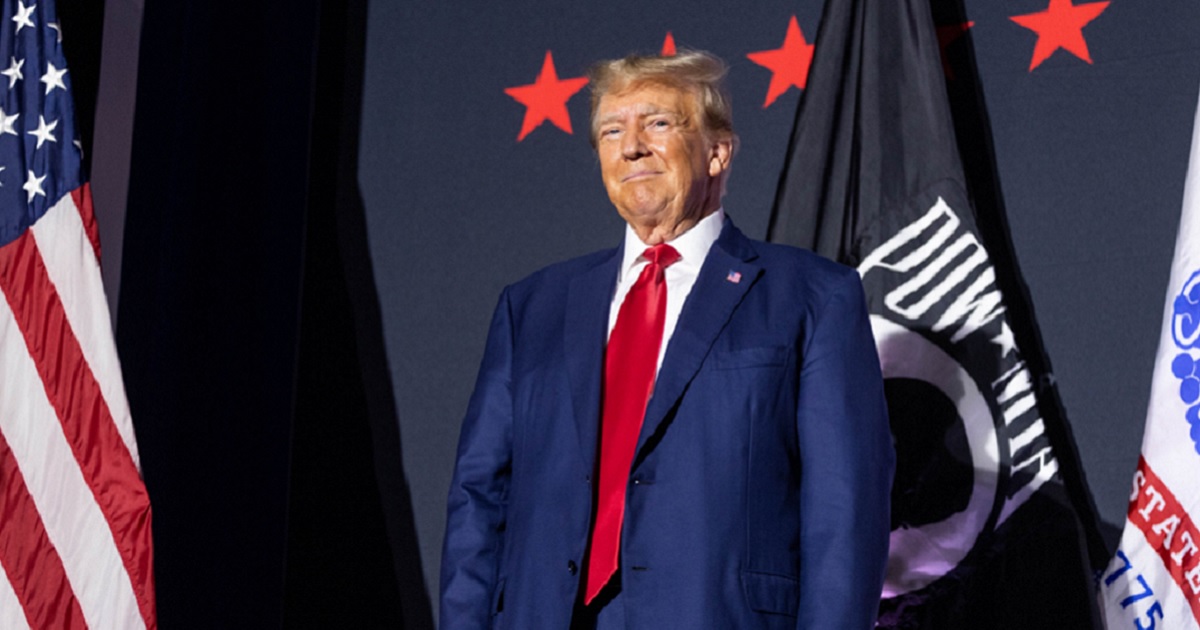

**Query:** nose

left=620, top=128, right=650, bottom=159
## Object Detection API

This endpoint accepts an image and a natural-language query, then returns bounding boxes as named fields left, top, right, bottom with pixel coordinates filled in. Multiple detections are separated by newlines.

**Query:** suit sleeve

left=795, top=271, right=894, bottom=630
left=440, top=289, right=515, bottom=628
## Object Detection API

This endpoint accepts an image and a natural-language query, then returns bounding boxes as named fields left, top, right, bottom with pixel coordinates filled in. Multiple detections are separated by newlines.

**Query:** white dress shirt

left=607, top=208, right=725, bottom=372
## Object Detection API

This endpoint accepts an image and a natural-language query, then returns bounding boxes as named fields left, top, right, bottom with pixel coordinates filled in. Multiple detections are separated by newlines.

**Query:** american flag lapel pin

left=726, top=270, right=742, bottom=284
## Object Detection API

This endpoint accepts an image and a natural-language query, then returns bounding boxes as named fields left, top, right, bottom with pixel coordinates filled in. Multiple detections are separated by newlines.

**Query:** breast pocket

left=710, top=345, right=788, bottom=370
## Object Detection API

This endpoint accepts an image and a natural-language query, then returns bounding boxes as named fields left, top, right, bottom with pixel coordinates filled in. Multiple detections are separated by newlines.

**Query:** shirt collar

left=618, top=207, right=725, bottom=282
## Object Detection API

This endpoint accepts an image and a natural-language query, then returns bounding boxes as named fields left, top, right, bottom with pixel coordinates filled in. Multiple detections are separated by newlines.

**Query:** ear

left=708, top=136, right=733, bottom=177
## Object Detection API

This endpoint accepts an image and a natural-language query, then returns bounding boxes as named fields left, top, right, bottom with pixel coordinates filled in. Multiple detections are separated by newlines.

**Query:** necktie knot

left=643, top=243, right=680, bottom=269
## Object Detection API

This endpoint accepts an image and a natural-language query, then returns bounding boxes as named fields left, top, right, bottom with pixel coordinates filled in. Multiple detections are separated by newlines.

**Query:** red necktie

left=584, top=243, right=680, bottom=604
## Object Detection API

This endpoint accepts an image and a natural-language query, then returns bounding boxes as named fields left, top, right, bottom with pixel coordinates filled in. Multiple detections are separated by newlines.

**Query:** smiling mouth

left=622, top=171, right=661, bottom=182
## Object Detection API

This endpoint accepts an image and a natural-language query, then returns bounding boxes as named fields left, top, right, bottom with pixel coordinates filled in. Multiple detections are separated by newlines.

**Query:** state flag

left=1100, top=85, right=1200, bottom=630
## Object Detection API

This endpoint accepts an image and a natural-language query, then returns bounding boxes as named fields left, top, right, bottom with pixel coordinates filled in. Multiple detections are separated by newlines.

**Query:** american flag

left=0, top=1, right=156, bottom=628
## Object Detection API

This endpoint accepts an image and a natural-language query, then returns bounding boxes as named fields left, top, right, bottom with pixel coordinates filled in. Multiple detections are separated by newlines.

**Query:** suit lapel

left=635, top=222, right=762, bottom=460
left=564, top=247, right=621, bottom=476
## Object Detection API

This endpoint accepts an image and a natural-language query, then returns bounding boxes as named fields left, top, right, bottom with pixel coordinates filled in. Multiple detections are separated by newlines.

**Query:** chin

left=622, top=208, right=672, bottom=229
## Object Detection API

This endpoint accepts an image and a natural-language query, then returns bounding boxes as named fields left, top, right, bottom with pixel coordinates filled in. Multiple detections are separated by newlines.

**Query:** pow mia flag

left=767, top=0, right=1106, bottom=626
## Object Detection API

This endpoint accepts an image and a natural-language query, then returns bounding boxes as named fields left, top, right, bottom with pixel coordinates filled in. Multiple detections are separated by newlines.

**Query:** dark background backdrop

left=60, top=0, right=1200, bottom=626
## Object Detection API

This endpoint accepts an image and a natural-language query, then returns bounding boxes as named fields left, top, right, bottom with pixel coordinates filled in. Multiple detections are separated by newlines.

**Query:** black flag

left=768, top=0, right=1106, bottom=626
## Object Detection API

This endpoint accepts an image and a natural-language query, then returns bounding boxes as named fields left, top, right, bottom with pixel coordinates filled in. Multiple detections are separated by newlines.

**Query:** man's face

left=595, top=82, right=731, bottom=245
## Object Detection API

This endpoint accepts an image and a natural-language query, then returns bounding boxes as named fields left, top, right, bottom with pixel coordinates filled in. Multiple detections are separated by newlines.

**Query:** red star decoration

left=746, top=15, right=814, bottom=108
left=1010, top=0, right=1110, bottom=71
left=503, top=51, right=589, bottom=142
left=936, top=21, right=974, bottom=80
left=661, top=31, right=677, bottom=56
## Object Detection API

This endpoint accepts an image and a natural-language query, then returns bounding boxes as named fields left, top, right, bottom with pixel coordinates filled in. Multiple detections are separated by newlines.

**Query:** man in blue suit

left=441, top=50, right=894, bottom=629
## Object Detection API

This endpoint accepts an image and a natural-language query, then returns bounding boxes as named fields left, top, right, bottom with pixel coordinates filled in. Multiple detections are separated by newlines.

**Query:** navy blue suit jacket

left=441, top=221, right=893, bottom=629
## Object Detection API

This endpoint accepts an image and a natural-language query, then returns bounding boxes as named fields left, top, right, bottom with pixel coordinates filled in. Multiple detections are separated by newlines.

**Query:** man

left=441, top=50, right=893, bottom=629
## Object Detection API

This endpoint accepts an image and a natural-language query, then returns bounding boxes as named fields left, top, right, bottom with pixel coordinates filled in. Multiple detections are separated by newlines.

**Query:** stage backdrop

left=356, top=0, right=1200, bottom=620
left=107, top=0, right=1200, bottom=626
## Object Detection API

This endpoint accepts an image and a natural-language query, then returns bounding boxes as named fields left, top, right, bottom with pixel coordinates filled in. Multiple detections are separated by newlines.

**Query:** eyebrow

left=598, top=104, right=678, bottom=126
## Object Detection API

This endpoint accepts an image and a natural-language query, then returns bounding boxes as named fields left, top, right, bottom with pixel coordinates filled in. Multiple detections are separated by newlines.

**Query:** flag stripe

left=0, top=283, right=141, bottom=630
left=32, top=189, right=141, bottom=469
left=69, top=184, right=102, bottom=266
left=0, top=229, right=153, bottom=629
left=0, top=428, right=88, bottom=630
left=0, top=556, right=33, bottom=630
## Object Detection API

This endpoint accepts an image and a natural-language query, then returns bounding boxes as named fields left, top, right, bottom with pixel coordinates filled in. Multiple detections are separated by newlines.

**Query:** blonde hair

left=587, top=49, right=736, bottom=149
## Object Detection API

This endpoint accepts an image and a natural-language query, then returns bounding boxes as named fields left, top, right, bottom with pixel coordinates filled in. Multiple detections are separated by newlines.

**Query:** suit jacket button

left=567, top=560, right=578, bottom=575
